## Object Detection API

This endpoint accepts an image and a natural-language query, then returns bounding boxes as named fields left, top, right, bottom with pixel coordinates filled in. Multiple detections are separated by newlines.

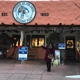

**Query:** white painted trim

left=65, top=75, right=80, bottom=78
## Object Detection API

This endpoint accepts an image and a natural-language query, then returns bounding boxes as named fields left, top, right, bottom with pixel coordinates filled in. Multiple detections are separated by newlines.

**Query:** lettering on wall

left=1, top=13, right=8, bottom=16
left=40, top=13, right=49, bottom=16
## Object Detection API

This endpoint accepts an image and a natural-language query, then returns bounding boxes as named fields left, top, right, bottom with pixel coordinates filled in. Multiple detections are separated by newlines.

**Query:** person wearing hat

left=42, top=43, right=55, bottom=72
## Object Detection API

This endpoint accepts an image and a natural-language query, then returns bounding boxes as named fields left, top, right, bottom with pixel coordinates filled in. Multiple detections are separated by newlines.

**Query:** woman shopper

left=42, top=43, right=55, bottom=72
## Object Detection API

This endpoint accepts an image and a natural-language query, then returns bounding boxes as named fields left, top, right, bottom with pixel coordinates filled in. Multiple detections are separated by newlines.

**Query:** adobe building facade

left=0, top=0, right=80, bottom=62
left=0, top=0, right=80, bottom=25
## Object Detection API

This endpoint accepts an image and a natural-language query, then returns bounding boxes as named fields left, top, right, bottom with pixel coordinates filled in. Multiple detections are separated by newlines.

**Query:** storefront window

left=32, top=35, right=45, bottom=47
left=12, top=38, right=22, bottom=47
left=39, top=38, right=44, bottom=47
left=32, top=38, right=38, bottom=47
left=12, top=35, right=20, bottom=47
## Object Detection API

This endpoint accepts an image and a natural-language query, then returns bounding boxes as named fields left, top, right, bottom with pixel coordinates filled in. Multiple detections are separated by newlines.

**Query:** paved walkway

left=0, top=59, right=80, bottom=80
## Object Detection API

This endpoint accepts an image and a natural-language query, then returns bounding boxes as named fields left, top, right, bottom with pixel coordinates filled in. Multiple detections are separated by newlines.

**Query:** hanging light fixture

left=1, top=22, right=6, bottom=26
left=38, top=30, right=40, bottom=33
left=47, top=23, right=50, bottom=25
left=45, top=30, right=48, bottom=33
left=35, top=23, right=38, bottom=25
left=59, top=23, right=62, bottom=26
left=12, top=23, right=17, bottom=27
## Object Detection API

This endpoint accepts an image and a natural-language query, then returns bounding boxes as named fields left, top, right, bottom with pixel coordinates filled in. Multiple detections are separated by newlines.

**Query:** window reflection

left=32, top=38, right=37, bottom=47
left=32, top=38, right=44, bottom=47
left=12, top=38, right=22, bottom=47
left=39, top=38, right=44, bottom=47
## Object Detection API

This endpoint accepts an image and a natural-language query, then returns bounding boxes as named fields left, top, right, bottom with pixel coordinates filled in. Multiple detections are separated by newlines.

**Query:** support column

left=60, top=34, right=65, bottom=65
left=21, top=30, right=24, bottom=45
left=24, top=34, right=26, bottom=46
left=20, top=30, right=25, bottom=64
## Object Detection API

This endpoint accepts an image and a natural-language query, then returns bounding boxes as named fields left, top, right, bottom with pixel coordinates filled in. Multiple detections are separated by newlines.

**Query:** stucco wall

left=0, top=1, right=80, bottom=25
left=0, top=0, right=80, bottom=60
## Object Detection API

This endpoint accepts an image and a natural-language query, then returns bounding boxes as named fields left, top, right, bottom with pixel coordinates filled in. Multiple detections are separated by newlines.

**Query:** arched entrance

left=47, top=33, right=60, bottom=48
left=0, top=33, right=12, bottom=58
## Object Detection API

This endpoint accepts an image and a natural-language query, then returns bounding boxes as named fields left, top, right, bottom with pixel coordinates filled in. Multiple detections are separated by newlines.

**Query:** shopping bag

left=53, top=59, right=59, bottom=67
left=48, top=53, right=53, bottom=59
left=51, top=58, right=54, bottom=66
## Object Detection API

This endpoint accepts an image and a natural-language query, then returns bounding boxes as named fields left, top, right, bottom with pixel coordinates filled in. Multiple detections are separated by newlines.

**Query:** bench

left=28, top=48, right=38, bottom=60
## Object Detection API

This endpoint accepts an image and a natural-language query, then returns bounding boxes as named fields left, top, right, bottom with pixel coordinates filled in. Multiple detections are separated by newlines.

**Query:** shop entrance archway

left=66, top=36, right=76, bottom=61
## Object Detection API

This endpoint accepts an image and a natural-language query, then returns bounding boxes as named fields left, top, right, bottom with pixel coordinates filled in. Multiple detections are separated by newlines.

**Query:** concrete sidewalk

left=0, top=59, right=80, bottom=80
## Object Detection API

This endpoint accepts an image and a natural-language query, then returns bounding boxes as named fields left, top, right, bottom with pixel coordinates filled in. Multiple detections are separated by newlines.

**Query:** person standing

left=42, top=43, right=55, bottom=72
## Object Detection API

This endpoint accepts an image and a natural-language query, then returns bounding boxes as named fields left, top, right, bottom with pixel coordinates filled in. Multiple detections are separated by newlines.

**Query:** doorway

left=0, top=33, right=12, bottom=59
left=66, top=36, right=76, bottom=61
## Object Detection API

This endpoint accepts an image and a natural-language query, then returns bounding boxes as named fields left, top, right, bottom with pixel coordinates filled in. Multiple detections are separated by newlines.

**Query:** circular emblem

left=12, top=1, right=36, bottom=24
